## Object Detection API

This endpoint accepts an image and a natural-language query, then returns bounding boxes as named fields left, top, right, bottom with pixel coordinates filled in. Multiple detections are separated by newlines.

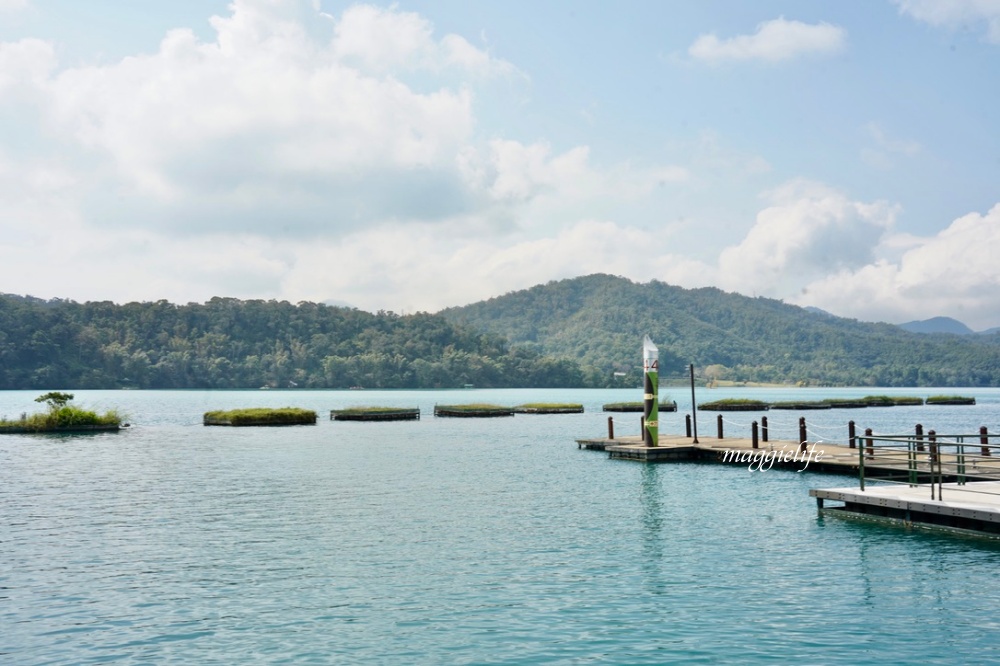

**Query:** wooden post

left=752, top=420, right=759, bottom=449
left=685, top=413, right=692, bottom=438
left=717, top=414, right=724, bottom=439
left=981, top=426, right=990, bottom=457
left=799, top=417, right=807, bottom=452
left=848, top=420, right=856, bottom=449
left=607, top=416, right=615, bottom=440
left=761, top=416, right=768, bottom=442
left=929, top=429, right=938, bottom=464
left=915, top=423, right=924, bottom=452
left=865, top=427, right=874, bottom=460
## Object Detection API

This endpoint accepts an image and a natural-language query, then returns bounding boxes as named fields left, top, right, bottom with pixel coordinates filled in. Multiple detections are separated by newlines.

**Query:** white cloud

left=796, top=203, right=1000, bottom=329
left=894, top=0, right=1000, bottom=43
left=712, top=180, right=897, bottom=297
left=689, top=17, right=846, bottom=63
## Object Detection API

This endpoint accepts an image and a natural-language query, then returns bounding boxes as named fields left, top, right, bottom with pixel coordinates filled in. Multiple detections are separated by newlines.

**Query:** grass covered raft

left=513, top=403, right=584, bottom=414
left=331, top=407, right=420, bottom=421
left=603, top=401, right=677, bottom=413
left=203, top=407, right=317, bottom=426
left=0, top=392, right=125, bottom=434
left=434, top=403, right=515, bottom=418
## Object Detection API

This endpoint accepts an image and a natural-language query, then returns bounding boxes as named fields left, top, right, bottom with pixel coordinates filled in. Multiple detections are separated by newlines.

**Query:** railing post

left=607, top=416, right=615, bottom=440
left=717, top=414, right=723, bottom=440
left=848, top=420, right=856, bottom=449
left=761, top=416, right=768, bottom=442
left=859, top=428, right=866, bottom=491
left=981, top=426, right=990, bottom=457
left=685, top=413, right=692, bottom=438
left=865, top=427, right=874, bottom=460
left=799, top=417, right=807, bottom=452
left=915, top=423, right=924, bottom=452
left=929, top=429, right=939, bottom=501
left=752, top=420, right=759, bottom=449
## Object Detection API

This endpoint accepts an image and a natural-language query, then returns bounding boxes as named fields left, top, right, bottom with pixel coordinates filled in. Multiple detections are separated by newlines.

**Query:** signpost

left=643, top=336, right=659, bottom=447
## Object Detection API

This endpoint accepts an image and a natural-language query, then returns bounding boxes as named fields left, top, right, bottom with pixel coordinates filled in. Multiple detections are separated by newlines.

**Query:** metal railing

left=857, top=428, right=1000, bottom=501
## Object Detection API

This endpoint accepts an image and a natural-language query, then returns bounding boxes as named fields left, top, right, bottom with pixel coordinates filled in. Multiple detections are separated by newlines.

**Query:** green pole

left=643, top=336, right=659, bottom=447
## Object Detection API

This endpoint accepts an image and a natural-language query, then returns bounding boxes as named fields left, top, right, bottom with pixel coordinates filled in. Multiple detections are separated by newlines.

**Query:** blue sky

left=1, top=0, right=999, bottom=328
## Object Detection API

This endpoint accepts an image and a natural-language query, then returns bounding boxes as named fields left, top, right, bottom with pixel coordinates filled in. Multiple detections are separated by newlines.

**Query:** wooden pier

left=578, top=430, right=1000, bottom=537
left=812, top=483, right=1000, bottom=537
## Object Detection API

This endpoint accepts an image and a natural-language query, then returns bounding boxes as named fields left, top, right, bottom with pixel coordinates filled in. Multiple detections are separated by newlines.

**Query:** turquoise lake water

left=3, top=388, right=1000, bottom=664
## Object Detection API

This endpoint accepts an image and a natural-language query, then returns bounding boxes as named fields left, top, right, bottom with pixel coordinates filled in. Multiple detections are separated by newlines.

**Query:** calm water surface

left=3, top=388, right=1000, bottom=664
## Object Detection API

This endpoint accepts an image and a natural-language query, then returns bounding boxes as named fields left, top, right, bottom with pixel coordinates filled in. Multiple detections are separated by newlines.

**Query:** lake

left=3, top=387, right=1000, bottom=664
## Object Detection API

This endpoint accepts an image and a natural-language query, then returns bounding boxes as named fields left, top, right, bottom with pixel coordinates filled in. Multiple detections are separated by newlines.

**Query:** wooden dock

left=576, top=434, right=862, bottom=472
left=812, top=483, right=1000, bottom=537
left=578, top=432, right=1000, bottom=536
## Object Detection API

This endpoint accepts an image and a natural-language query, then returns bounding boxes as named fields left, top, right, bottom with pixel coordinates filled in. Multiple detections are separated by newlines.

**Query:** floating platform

left=514, top=404, right=584, bottom=414
left=434, top=405, right=514, bottom=418
left=330, top=408, right=420, bottom=421
left=603, top=402, right=678, bottom=413
left=0, top=424, right=121, bottom=434
left=812, top=482, right=1000, bottom=537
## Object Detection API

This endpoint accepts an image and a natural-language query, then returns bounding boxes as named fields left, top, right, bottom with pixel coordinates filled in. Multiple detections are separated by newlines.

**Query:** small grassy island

left=926, top=395, right=976, bottom=405
left=770, top=400, right=833, bottom=410
left=203, top=407, right=317, bottom=426
left=697, top=398, right=769, bottom=412
left=603, top=401, right=678, bottom=412
left=0, top=392, right=124, bottom=434
left=433, top=403, right=515, bottom=418
left=513, top=403, right=584, bottom=414
left=330, top=407, right=421, bottom=421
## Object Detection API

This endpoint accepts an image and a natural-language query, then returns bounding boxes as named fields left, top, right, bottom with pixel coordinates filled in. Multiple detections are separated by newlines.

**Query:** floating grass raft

left=330, top=407, right=420, bottom=421
left=769, top=400, right=832, bottom=410
left=602, top=401, right=678, bottom=412
left=697, top=399, right=769, bottom=412
left=0, top=392, right=124, bottom=434
left=820, top=398, right=869, bottom=409
left=926, top=395, right=976, bottom=405
left=433, top=404, right=515, bottom=418
left=513, top=403, right=584, bottom=414
left=203, top=407, right=317, bottom=426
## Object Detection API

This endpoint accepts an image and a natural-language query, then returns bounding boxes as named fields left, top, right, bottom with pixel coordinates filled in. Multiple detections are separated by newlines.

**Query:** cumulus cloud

left=893, top=0, right=1000, bottom=43
left=688, top=17, right=846, bottom=63
left=711, top=180, right=897, bottom=297
left=794, top=204, right=1000, bottom=329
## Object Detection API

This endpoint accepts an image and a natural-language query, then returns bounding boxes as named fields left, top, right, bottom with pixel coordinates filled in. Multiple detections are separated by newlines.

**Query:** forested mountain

left=899, top=317, right=974, bottom=335
left=441, top=274, right=1000, bottom=387
left=0, top=295, right=585, bottom=389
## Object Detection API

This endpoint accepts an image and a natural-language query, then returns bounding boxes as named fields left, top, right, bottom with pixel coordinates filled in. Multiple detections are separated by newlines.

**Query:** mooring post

left=607, top=416, right=614, bottom=440
left=717, top=414, right=723, bottom=439
left=799, top=417, right=807, bottom=452
left=752, top=420, right=759, bottom=449
left=981, top=426, right=990, bottom=457
left=929, top=429, right=938, bottom=464
left=865, top=427, right=874, bottom=460
left=848, top=420, right=856, bottom=449
left=761, top=415, right=768, bottom=442
left=685, top=414, right=692, bottom=438
left=915, top=423, right=924, bottom=452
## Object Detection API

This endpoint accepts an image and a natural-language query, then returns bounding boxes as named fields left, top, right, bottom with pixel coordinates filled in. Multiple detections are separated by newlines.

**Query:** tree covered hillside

left=0, top=295, right=585, bottom=389
left=441, top=274, right=1000, bottom=387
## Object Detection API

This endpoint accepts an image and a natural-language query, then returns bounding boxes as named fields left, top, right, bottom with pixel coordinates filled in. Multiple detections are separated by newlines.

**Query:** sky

left=1, top=0, right=999, bottom=329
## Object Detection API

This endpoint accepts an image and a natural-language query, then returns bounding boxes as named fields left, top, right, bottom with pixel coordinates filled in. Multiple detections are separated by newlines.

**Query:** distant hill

left=0, top=295, right=584, bottom=390
left=441, top=274, right=1000, bottom=387
left=899, top=316, right=974, bottom=335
